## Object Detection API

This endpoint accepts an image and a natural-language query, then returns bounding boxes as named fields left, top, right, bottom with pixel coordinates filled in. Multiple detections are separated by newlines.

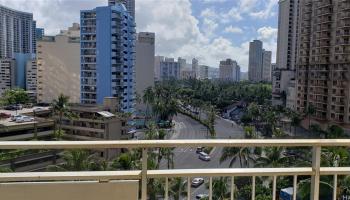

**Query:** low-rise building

left=60, top=98, right=133, bottom=160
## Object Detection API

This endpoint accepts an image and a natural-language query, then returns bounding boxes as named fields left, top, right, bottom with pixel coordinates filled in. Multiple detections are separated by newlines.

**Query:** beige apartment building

left=61, top=98, right=133, bottom=160
left=135, top=32, right=155, bottom=106
left=296, top=0, right=350, bottom=124
left=37, top=24, right=80, bottom=103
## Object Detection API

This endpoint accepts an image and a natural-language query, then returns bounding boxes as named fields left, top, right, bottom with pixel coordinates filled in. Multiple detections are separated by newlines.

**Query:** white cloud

left=257, top=26, right=278, bottom=63
left=249, top=0, right=277, bottom=19
left=0, top=0, right=259, bottom=71
left=0, top=0, right=104, bottom=35
left=224, top=26, right=243, bottom=34
left=136, top=0, right=250, bottom=69
left=222, top=0, right=277, bottom=21
left=257, top=26, right=277, bottom=40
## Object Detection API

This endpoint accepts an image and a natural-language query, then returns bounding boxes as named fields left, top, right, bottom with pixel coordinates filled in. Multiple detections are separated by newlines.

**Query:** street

left=159, top=113, right=244, bottom=199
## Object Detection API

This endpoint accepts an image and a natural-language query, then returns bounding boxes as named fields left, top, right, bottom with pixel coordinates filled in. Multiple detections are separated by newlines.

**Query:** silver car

left=198, top=152, right=210, bottom=161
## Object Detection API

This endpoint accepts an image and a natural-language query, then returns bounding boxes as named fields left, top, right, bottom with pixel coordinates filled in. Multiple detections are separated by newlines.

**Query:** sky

left=0, top=0, right=279, bottom=72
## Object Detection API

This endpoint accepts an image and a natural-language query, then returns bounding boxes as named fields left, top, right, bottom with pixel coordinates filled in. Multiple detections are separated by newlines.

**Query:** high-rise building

left=159, top=57, right=181, bottom=80
left=192, top=58, right=199, bottom=78
left=0, top=59, right=15, bottom=95
left=108, top=0, right=135, bottom=19
left=36, top=28, right=44, bottom=40
left=135, top=32, right=155, bottom=100
left=25, top=59, right=37, bottom=101
left=272, top=0, right=300, bottom=106
left=80, top=4, right=136, bottom=113
left=296, top=0, right=350, bottom=124
left=219, top=59, right=240, bottom=82
left=0, top=5, right=36, bottom=59
left=248, top=39, right=272, bottom=82
left=154, top=56, right=164, bottom=81
left=248, top=40, right=263, bottom=82
left=37, top=24, right=80, bottom=103
left=199, top=65, right=209, bottom=80
left=208, top=67, right=219, bottom=80
left=262, top=50, right=272, bottom=82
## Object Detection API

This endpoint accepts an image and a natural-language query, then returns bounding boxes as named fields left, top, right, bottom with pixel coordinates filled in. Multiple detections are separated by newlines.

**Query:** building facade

left=272, top=0, right=300, bottom=106
left=192, top=58, right=199, bottom=79
left=208, top=67, right=219, bottom=80
left=262, top=50, right=272, bottom=82
left=108, top=0, right=135, bottom=19
left=159, top=57, right=181, bottom=80
left=25, top=59, right=37, bottom=101
left=135, top=32, right=155, bottom=101
left=248, top=40, right=263, bottom=82
left=199, top=65, right=209, bottom=80
left=296, top=0, right=350, bottom=124
left=0, top=5, right=36, bottom=59
left=80, top=4, right=136, bottom=113
left=219, top=59, right=240, bottom=82
left=37, top=24, right=80, bottom=103
left=0, top=59, right=15, bottom=95
left=154, top=56, right=163, bottom=81
left=36, top=28, right=44, bottom=40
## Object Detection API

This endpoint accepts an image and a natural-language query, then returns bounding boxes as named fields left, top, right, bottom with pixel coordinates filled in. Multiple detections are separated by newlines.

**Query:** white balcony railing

left=1, top=139, right=350, bottom=200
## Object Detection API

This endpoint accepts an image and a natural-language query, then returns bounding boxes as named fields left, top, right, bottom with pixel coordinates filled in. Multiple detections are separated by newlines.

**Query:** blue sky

left=0, top=0, right=279, bottom=71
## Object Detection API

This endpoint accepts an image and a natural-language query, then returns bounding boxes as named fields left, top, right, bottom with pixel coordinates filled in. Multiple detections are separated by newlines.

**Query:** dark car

left=196, top=147, right=203, bottom=153
left=4, top=105, right=16, bottom=110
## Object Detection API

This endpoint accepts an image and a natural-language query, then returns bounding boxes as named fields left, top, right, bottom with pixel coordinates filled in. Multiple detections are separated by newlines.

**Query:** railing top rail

left=0, top=139, right=349, bottom=149
left=2, top=167, right=350, bottom=182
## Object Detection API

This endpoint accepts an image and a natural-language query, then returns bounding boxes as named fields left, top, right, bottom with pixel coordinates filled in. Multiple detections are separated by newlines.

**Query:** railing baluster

left=209, top=177, right=213, bottom=200
left=252, top=176, right=255, bottom=200
left=333, top=174, right=337, bottom=200
left=165, top=177, right=169, bottom=200
left=231, top=176, right=235, bottom=200
left=141, top=148, right=147, bottom=200
left=293, top=175, right=297, bottom=200
left=272, top=175, right=277, bottom=200
left=187, top=177, right=191, bottom=200
left=311, top=146, right=321, bottom=200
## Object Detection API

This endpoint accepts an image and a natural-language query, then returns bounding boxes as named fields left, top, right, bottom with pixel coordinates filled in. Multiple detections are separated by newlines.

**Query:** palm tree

left=51, top=94, right=75, bottom=140
left=255, top=147, right=291, bottom=168
left=112, top=152, right=140, bottom=170
left=160, top=148, right=175, bottom=169
left=143, top=87, right=154, bottom=125
left=291, top=113, right=302, bottom=136
left=47, top=150, right=96, bottom=171
left=304, top=104, right=316, bottom=130
left=169, top=178, right=187, bottom=200
left=220, top=147, right=254, bottom=168
left=210, top=177, right=231, bottom=200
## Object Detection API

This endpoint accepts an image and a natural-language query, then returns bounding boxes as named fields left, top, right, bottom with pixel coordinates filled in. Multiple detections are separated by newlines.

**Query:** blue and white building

left=80, top=3, right=136, bottom=113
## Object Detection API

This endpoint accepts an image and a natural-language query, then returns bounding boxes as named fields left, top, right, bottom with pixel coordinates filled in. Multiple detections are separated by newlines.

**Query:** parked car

left=14, top=115, right=34, bottom=123
left=196, top=147, right=203, bottom=153
left=0, top=113, right=11, bottom=119
left=198, top=152, right=210, bottom=161
left=191, top=178, right=204, bottom=188
left=4, top=105, right=16, bottom=110
left=24, top=103, right=33, bottom=108
left=196, top=194, right=209, bottom=199
left=33, top=107, right=45, bottom=112
left=11, top=115, right=21, bottom=121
